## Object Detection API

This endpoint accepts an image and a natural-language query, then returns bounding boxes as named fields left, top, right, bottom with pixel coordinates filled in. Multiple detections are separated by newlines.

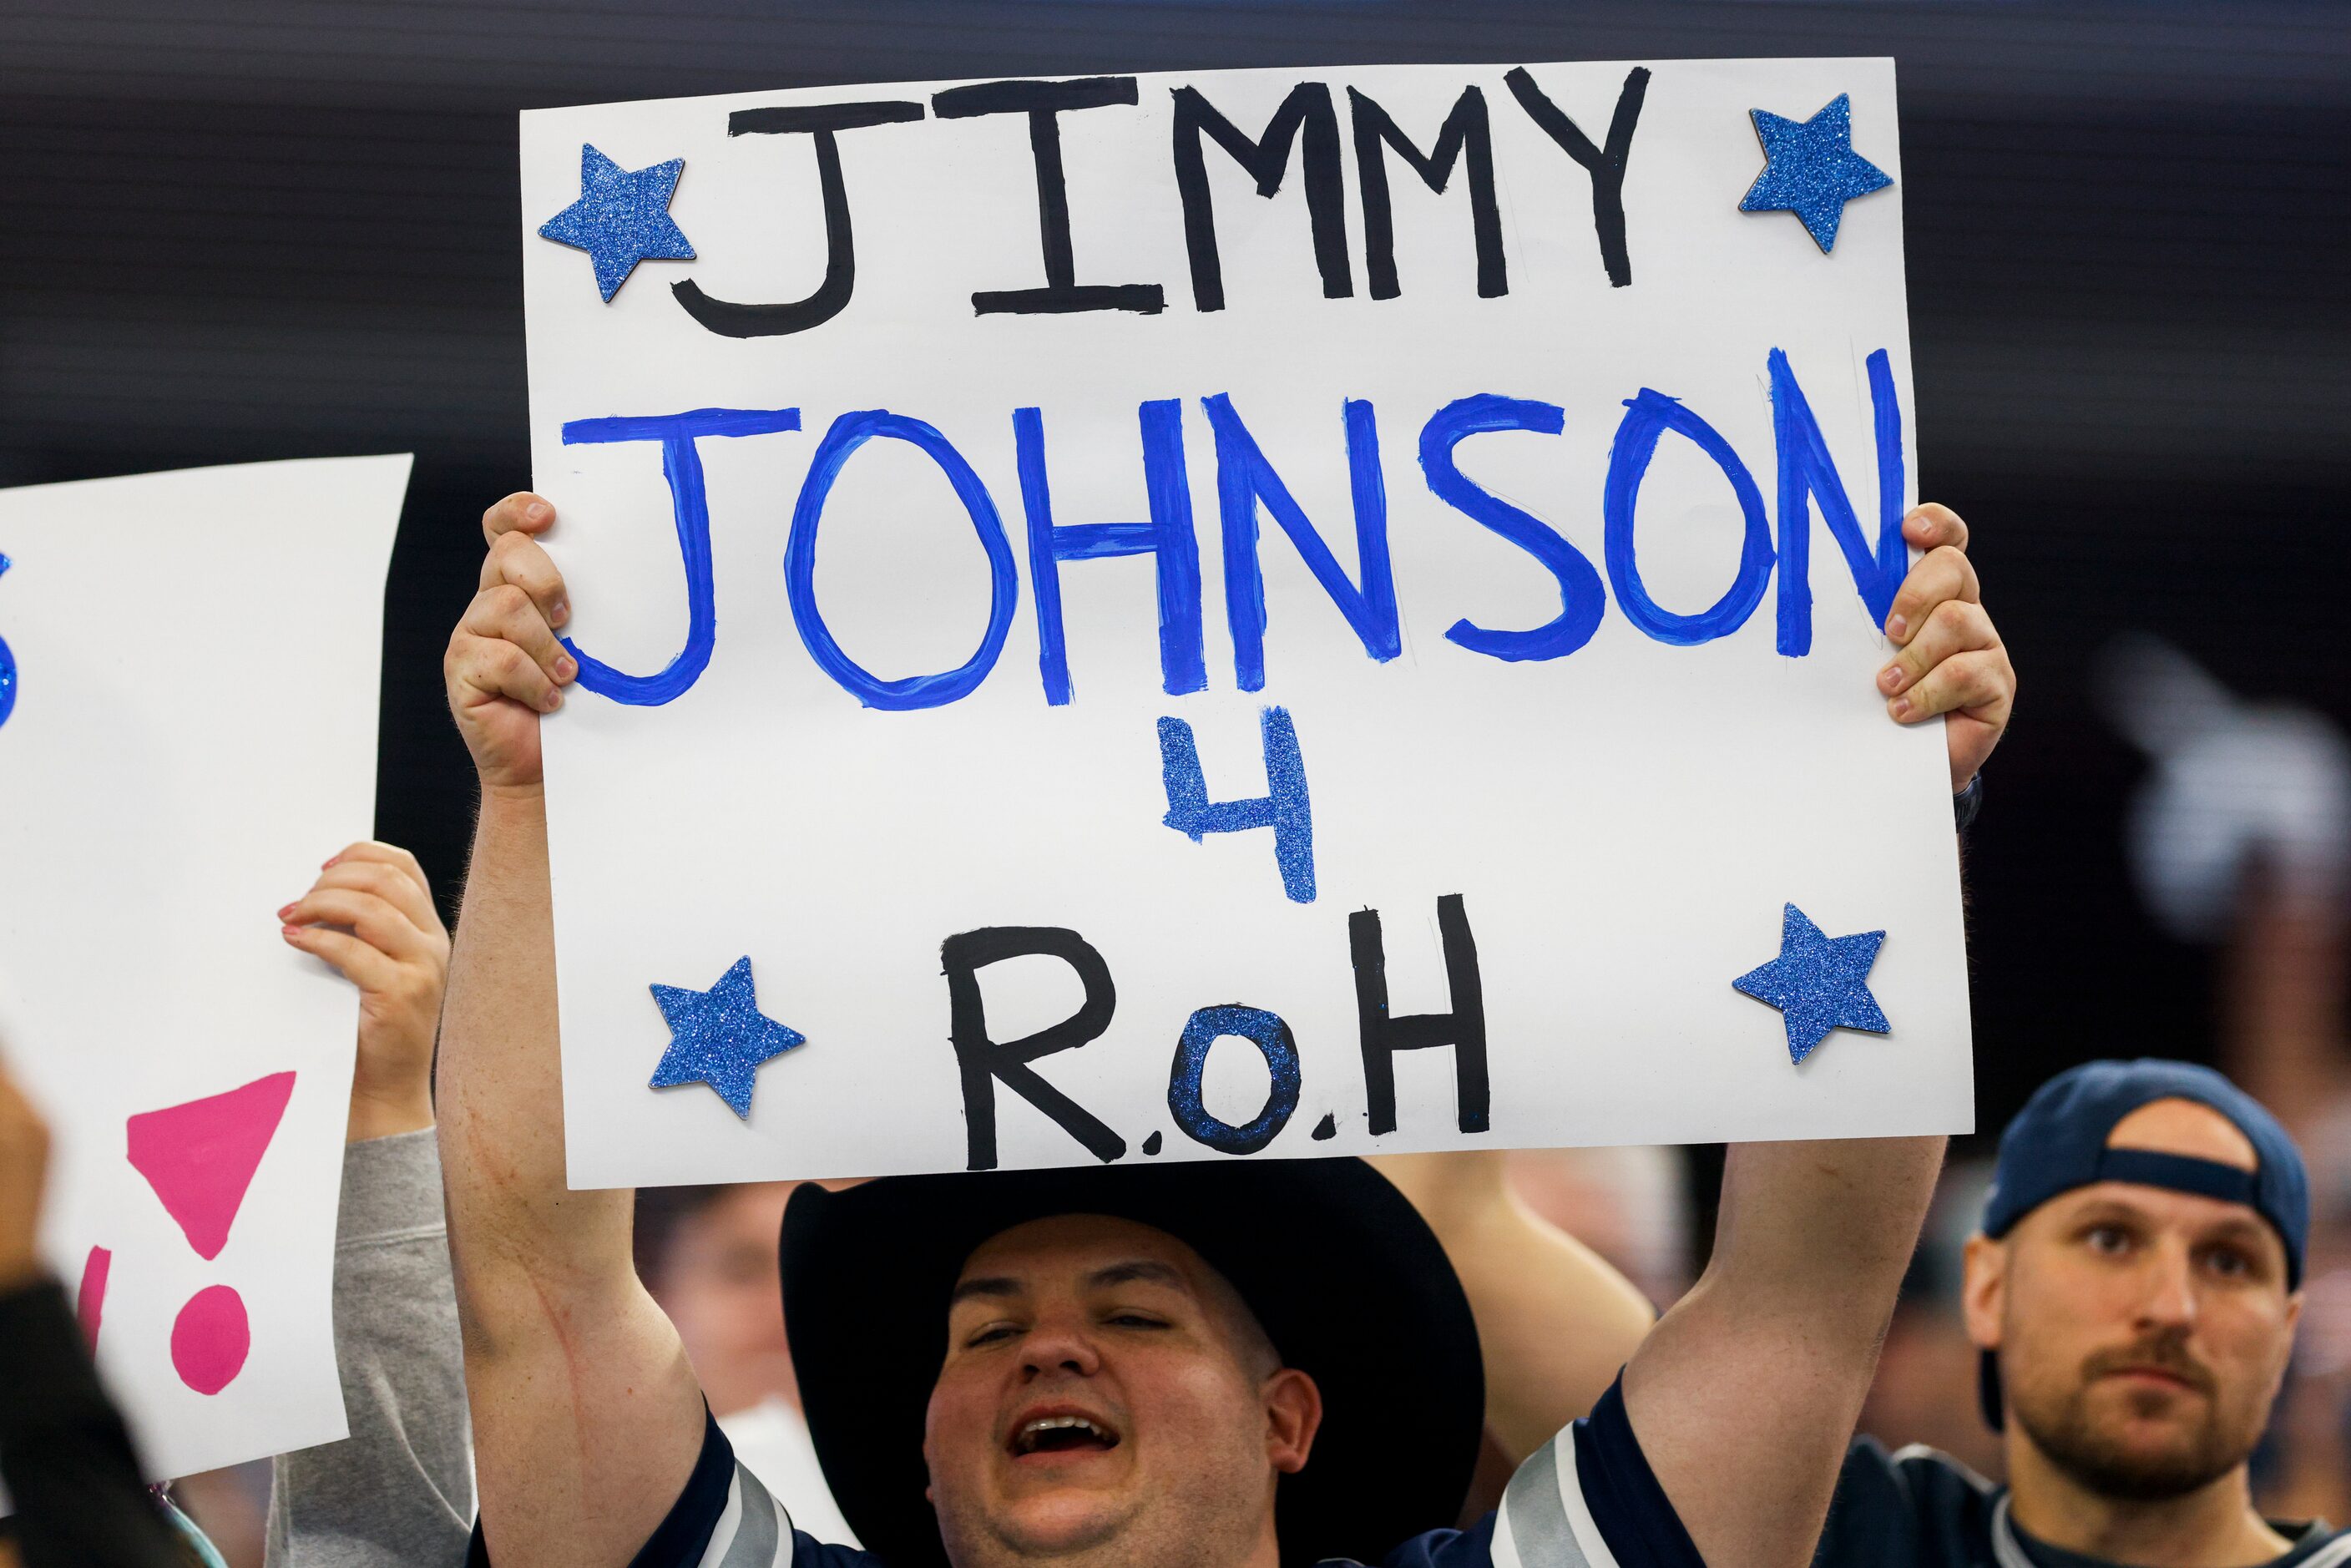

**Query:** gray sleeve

left=265, top=1128, right=474, bottom=1568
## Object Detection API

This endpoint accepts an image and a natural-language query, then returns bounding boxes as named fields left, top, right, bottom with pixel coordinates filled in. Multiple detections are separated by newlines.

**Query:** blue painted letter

left=1158, top=706, right=1314, bottom=903
left=0, top=554, right=16, bottom=728
left=559, top=406, right=802, bottom=705
left=1770, top=346, right=1907, bottom=655
left=1016, top=402, right=1206, bottom=706
left=1203, top=394, right=1400, bottom=691
left=1418, top=395, right=1605, bottom=661
left=1167, top=1004, right=1302, bottom=1156
left=1600, top=389, right=1772, bottom=645
left=786, top=410, right=1019, bottom=711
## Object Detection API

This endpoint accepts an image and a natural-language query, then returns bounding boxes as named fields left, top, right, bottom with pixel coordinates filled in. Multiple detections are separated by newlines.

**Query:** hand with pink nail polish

left=1876, top=503, right=2017, bottom=793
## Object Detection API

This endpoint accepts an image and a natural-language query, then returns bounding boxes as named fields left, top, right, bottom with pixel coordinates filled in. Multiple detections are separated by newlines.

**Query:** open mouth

left=1009, top=1414, right=1121, bottom=1458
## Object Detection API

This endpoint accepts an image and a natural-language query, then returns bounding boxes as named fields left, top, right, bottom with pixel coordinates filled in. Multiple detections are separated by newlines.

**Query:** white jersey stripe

left=1553, top=1427, right=1624, bottom=1568
left=1494, top=1429, right=1620, bottom=1568
left=692, top=1469, right=748, bottom=1568
left=1496, top=1434, right=1575, bottom=1567
left=720, top=1464, right=786, bottom=1568
left=689, top=1464, right=794, bottom=1568
left=2302, top=1535, right=2351, bottom=1568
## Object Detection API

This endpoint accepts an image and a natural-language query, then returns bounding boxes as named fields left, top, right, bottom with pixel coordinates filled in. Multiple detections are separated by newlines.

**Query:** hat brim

left=780, top=1157, right=1484, bottom=1568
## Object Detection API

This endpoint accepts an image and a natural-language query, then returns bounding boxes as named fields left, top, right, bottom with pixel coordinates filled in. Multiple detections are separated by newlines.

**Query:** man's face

left=1963, top=1099, right=2302, bottom=1499
left=922, top=1215, right=1320, bottom=1568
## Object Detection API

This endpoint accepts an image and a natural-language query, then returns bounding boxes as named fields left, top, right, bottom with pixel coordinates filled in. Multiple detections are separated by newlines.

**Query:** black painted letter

left=942, top=925, right=1127, bottom=1170
left=1170, top=83, right=1352, bottom=311
left=672, top=100, right=925, bottom=337
left=1504, top=66, right=1651, bottom=289
left=1348, top=894, right=1490, bottom=1136
left=932, top=77, right=1165, bottom=316
left=1346, top=86, right=1506, bottom=301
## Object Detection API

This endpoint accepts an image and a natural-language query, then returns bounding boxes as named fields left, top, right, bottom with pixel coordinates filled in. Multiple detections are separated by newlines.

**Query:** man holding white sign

left=437, top=487, right=2010, bottom=1568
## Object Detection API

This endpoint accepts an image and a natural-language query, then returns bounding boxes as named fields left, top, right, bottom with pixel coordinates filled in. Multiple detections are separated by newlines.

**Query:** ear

left=1263, top=1368, right=1323, bottom=1475
left=1960, top=1232, right=2006, bottom=1353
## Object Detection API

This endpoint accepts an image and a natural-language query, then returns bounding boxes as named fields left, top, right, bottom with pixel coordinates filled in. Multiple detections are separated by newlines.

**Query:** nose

left=1019, top=1309, right=1102, bottom=1381
left=2133, top=1237, right=2198, bottom=1332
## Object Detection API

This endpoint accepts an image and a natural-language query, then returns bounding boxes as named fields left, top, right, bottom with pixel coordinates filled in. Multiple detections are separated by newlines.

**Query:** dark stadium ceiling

left=0, top=0, right=2342, bottom=479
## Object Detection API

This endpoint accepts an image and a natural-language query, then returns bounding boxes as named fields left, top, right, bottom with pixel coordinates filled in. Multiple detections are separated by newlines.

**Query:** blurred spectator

left=633, top=1181, right=858, bottom=1544
left=1858, top=1162, right=2005, bottom=1483
left=1862, top=640, right=2351, bottom=1525
left=2105, top=637, right=2351, bottom=1523
left=1502, top=1144, right=1691, bottom=1307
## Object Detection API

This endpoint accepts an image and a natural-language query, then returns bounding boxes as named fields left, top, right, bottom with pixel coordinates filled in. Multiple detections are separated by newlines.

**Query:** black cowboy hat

left=780, top=1157, right=1484, bottom=1568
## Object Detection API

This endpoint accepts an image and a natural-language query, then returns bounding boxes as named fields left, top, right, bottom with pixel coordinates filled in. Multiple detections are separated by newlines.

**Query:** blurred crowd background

left=2, top=0, right=2344, bottom=1555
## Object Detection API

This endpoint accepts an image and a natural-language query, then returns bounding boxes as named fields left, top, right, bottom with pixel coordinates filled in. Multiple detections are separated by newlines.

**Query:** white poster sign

left=520, top=59, right=1971, bottom=1187
left=0, top=456, right=408, bottom=1479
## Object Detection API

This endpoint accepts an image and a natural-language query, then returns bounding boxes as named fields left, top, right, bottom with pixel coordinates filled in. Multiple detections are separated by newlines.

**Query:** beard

left=2008, top=1335, right=2261, bottom=1501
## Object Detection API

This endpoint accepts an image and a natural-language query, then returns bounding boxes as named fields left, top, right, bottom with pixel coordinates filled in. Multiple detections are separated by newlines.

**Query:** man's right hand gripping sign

left=441, top=493, right=2014, bottom=1568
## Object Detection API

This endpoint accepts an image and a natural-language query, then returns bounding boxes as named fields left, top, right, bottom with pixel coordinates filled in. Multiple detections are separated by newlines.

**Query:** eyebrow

left=948, top=1259, right=1187, bottom=1307
left=2068, top=1200, right=2278, bottom=1253
left=2197, top=1216, right=2273, bottom=1248
left=949, top=1275, right=1022, bottom=1306
left=1087, top=1260, right=1186, bottom=1292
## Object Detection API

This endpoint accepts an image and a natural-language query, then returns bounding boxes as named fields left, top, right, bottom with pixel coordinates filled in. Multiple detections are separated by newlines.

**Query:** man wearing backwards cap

left=439, top=494, right=2010, bottom=1568
left=1812, top=1059, right=2347, bottom=1566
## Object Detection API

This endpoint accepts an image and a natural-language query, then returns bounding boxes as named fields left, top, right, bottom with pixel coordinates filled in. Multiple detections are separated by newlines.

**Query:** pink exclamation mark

left=124, top=1071, right=295, bottom=1395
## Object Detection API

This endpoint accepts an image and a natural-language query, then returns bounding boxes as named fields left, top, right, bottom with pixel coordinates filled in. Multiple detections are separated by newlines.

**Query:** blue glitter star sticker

left=647, top=956, right=806, bottom=1118
left=1737, top=94, right=1892, bottom=253
left=538, top=144, right=696, bottom=302
left=1733, top=904, right=1890, bottom=1065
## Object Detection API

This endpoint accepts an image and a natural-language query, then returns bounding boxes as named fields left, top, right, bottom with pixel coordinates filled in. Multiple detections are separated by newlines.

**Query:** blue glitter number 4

left=0, top=554, right=16, bottom=730
left=1158, top=706, right=1315, bottom=903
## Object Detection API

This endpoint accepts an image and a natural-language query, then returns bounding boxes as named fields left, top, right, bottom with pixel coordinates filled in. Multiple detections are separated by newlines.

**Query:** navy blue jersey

left=468, top=1380, right=1701, bottom=1568
left=1813, top=1438, right=2350, bottom=1568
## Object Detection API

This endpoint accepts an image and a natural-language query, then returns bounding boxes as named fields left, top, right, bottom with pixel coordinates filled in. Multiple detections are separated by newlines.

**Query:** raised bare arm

left=438, top=493, right=705, bottom=1567
left=1625, top=1135, right=1944, bottom=1567
left=1625, top=502, right=2011, bottom=1567
left=1373, top=1152, right=1655, bottom=1462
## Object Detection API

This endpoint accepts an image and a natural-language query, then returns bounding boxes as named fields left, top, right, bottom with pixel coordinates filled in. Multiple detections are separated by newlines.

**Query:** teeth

left=1016, top=1415, right=1107, bottom=1452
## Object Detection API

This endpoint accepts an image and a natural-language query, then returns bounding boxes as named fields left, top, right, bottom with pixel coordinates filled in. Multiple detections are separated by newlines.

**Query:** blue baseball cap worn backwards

left=1976, top=1057, right=2310, bottom=1429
